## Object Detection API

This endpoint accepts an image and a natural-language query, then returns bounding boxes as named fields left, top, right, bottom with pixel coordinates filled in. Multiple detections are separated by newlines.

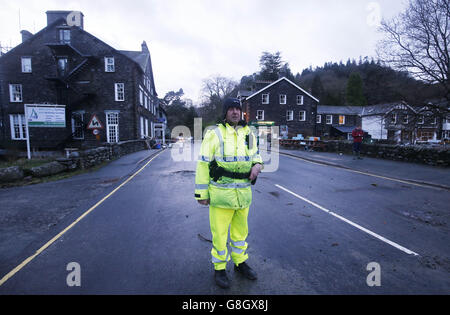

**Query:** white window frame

left=280, top=94, right=287, bottom=105
left=115, top=83, right=125, bottom=102
left=256, top=110, right=264, bottom=121
left=106, top=111, right=120, bottom=143
left=9, top=84, right=23, bottom=102
left=139, top=87, right=144, bottom=106
left=443, top=130, right=450, bottom=139
left=326, top=115, right=333, bottom=125
left=316, top=114, right=322, bottom=124
left=339, top=115, right=345, bottom=125
left=105, top=57, right=115, bottom=72
left=297, top=95, right=304, bottom=105
left=9, top=114, right=27, bottom=140
left=57, top=57, right=68, bottom=77
left=286, top=110, right=293, bottom=121
left=299, top=111, right=306, bottom=121
left=403, top=114, right=408, bottom=124
left=21, top=57, right=32, bottom=73
left=390, top=113, right=397, bottom=124
left=59, top=29, right=71, bottom=44
left=140, top=116, right=145, bottom=139
left=71, top=111, right=85, bottom=140
left=262, top=94, right=269, bottom=104
left=145, top=118, right=149, bottom=137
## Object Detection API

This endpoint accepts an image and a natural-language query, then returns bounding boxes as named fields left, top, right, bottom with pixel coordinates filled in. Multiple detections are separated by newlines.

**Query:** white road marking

left=275, top=184, right=420, bottom=256
left=278, top=151, right=447, bottom=191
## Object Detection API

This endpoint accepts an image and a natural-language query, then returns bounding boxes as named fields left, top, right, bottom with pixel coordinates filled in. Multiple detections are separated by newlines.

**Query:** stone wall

left=0, top=139, right=151, bottom=183
left=322, top=140, right=450, bottom=167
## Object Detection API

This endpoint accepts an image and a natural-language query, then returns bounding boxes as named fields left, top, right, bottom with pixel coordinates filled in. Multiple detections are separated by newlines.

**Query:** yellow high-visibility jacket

left=195, top=122, right=263, bottom=210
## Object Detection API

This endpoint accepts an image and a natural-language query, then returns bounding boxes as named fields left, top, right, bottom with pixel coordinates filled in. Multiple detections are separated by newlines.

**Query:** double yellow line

left=0, top=150, right=164, bottom=287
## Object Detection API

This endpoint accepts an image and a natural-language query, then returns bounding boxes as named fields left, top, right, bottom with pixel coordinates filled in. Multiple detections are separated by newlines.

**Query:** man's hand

left=198, top=199, right=210, bottom=206
left=249, top=163, right=262, bottom=181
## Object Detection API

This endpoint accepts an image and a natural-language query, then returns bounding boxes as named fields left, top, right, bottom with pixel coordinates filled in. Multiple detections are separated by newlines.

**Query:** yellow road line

left=0, top=150, right=164, bottom=287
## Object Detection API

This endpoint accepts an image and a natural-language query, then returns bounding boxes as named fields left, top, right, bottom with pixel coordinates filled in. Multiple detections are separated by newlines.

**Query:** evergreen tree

left=311, top=75, right=324, bottom=101
left=259, top=51, right=283, bottom=81
left=346, top=72, right=367, bottom=106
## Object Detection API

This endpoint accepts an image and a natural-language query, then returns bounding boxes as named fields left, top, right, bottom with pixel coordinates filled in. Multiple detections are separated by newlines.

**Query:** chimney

left=20, top=30, right=33, bottom=43
left=46, top=10, right=84, bottom=29
left=141, top=41, right=149, bottom=53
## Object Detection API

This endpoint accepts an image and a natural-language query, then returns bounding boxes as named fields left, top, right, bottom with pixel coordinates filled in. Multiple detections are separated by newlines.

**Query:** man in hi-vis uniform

left=195, top=98, right=263, bottom=289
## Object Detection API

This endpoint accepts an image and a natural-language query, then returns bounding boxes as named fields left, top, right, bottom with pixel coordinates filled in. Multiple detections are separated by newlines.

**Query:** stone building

left=0, top=10, right=160, bottom=152
left=241, top=77, right=319, bottom=138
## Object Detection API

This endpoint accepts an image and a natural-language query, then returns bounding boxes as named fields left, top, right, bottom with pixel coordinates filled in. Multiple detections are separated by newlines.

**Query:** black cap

left=222, top=98, right=242, bottom=118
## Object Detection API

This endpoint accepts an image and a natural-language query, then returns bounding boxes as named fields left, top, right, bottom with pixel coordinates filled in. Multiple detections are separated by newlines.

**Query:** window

left=280, top=94, right=287, bottom=105
left=339, top=115, right=345, bottom=125
left=9, top=114, right=27, bottom=140
left=106, top=111, right=119, bottom=143
left=299, top=111, right=306, bottom=121
left=115, top=83, right=125, bottom=101
left=144, top=95, right=148, bottom=109
left=403, top=114, right=408, bottom=124
left=418, top=115, right=424, bottom=124
left=9, top=84, right=23, bottom=102
left=105, top=57, right=115, bottom=72
left=326, top=115, right=333, bottom=124
left=140, top=116, right=145, bottom=138
left=21, top=57, right=32, bottom=73
left=316, top=114, right=322, bottom=123
left=390, top=113, right=397, bottom=124
left=432, top=117, right=437, bottom=125
left=139, top=87, right=144, bottom=106
left=286, top=110, right=293, bottom=121
left=297, top=95, right=304, bottom=105
left=262, top=94, right=269, bottom=104
left=256, top=110, right=264, bottom=120
left=59, top=29, right=71, bottom=44
left=57, top=58, right=68, bottom=77
left=145, top=118, right=149, bottom=137
left=71, top=111, right=84, bottom=139
left=443, top=130, right=450, bottom=139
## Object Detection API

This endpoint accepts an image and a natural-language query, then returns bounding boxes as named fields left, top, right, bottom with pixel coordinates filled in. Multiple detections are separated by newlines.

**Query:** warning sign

left=87, top=114, right=103, bottom=129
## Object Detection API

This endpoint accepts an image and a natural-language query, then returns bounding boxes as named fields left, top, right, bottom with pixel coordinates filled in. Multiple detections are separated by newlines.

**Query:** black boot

left=234, top=262, right=257, bottom=280
left=214, top=270, right=230, bottom=288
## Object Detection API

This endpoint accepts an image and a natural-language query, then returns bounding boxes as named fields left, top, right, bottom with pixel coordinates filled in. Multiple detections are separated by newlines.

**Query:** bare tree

left=201, top=75, right=237, bottom=102
left=198, top=75, right=238, bottom=124
left=377, top=0, right=450, bottom=139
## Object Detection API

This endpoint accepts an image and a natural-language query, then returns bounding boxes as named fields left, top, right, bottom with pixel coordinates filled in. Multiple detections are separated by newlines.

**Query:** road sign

left=87, top=114, right=103, bottom=129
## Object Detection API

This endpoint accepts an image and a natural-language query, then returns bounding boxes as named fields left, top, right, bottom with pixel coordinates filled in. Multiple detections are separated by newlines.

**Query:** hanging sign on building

left=25, top=104, right=66, bottom=128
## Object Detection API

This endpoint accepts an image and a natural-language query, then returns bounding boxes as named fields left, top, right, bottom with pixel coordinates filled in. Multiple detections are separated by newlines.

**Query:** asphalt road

left=0, top=144, right=449, bottom=294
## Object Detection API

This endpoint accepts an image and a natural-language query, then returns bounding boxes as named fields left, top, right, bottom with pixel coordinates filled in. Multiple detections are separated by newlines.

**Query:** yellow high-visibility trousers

left=209, top=205, right=250, bottom=270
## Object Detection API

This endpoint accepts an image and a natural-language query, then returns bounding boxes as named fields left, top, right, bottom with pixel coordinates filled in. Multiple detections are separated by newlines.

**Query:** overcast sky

left=0, top=0, right=408, bottom=105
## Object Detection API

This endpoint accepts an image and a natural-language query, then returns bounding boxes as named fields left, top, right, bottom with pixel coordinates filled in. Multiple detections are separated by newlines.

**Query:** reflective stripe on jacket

left=195, top=123, right=263, bottom=209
